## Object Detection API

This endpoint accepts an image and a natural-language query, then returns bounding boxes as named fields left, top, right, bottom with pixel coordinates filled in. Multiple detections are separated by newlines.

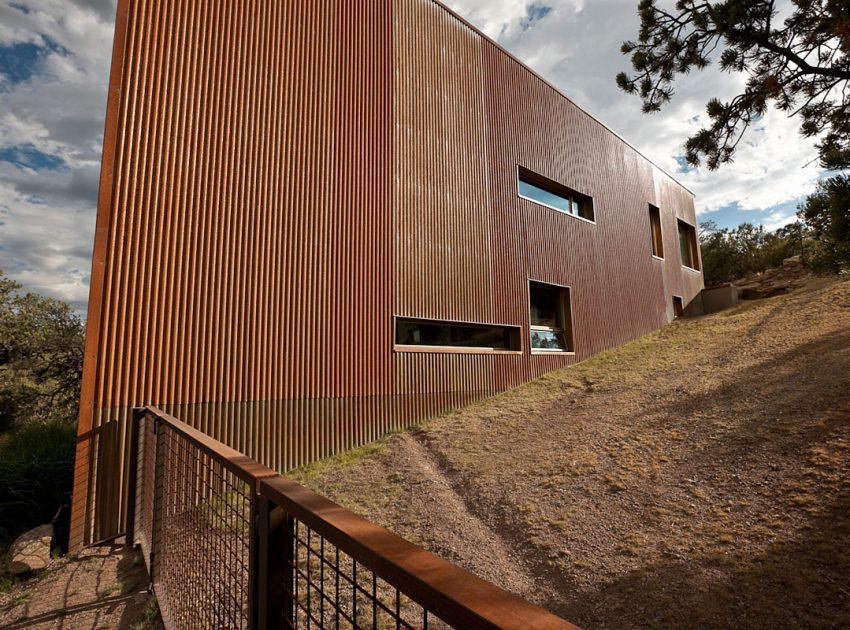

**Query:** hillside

left=292, top=276, right=850, bottom=629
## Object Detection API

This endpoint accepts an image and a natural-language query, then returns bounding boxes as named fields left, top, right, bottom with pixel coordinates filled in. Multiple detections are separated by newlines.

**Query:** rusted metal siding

left=394, top=0, right=497, bottom=402
left=73, top=0, right=703, bottom=546
left=394, top=0, right=493, bottom=324
left=72, top=0, right=396, bottom=546
left=481, top=39, right=702, bottom=390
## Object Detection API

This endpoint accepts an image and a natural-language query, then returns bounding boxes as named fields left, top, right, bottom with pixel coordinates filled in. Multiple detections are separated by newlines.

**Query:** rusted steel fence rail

left=127, top=406, right=580, bottom=630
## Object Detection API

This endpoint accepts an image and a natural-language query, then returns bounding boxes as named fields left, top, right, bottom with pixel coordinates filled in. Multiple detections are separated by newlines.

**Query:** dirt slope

left=293, top=276, right=850, bottom=630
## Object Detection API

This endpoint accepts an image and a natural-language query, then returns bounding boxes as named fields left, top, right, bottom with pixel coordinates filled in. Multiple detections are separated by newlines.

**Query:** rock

left=6, top=524, right=54, bottom=575
left=783, top=255, right=802, bottom=267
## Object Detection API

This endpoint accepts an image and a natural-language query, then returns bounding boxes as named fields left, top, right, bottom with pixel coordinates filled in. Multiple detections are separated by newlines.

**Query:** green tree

left=617, top=0, right=850, bottom=170
left=699, top=221, right=743, bottom=285
left=798, top=174, right=850, bottom=271
left=0, top=270, right=84, bottom=431
left=698, top=219, right=804, bottom=284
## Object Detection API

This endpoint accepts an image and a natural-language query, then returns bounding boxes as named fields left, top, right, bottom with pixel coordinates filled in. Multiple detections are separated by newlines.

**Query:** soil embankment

left=293, top=276, right=850, bottom=629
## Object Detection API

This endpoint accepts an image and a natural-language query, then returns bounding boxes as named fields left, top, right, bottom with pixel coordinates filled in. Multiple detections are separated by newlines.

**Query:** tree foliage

left=618, top=0, right=850, bottom=169
left=797, top=173, right=850, bottom=270
left=0, top=270, right=84, bottom=432
left=699, top=219, right=804, bottom=284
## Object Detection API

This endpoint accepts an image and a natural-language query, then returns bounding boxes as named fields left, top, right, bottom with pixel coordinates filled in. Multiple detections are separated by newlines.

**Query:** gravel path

left=0, top=545, right=160, bottom=630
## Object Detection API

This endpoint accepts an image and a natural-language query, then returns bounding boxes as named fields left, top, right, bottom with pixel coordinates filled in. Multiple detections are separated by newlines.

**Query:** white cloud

left=762, top=210, right=799, bottom=232
left=0, top=0, right=115, bottom=310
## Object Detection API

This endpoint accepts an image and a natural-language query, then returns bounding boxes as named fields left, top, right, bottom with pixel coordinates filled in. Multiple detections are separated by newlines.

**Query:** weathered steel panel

left=480, top=39, right=702, bottom=389
left=394, top=0, right=493, bottom=324
left=73, top=0, right=396, bottom=546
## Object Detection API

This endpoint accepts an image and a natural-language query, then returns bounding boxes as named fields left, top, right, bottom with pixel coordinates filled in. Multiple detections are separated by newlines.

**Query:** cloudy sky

left=0, top=0, right=825, bottom=312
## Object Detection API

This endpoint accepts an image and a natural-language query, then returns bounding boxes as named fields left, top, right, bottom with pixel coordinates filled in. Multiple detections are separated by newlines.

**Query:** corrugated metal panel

left=72, top=0, right=396, bottom=546
left=394, top=0, right=493, bottom=323
left=481, top=39, right=702, bottom=389
left=394, top=0, right=496, bottom=400
left=72, top=0, right=703, bottom=546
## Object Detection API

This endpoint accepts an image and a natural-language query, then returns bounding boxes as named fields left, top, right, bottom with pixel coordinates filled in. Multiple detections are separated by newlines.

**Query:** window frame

left=516, top=165, right=595, bottom=224
left=649, top=203, right=664, bottom=260
left=393, top=316, right=523, bottom=355
left=672, top=295, right=685, bottom=318
left=528, top=280, right=575, bottom=355
left=677, top=219, right=701, bottom=272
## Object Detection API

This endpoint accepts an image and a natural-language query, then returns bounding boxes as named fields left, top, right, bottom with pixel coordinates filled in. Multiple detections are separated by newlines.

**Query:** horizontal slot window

left=517, top=166, right=594, bottom=222
left=395, top=318, right=521, bottom=351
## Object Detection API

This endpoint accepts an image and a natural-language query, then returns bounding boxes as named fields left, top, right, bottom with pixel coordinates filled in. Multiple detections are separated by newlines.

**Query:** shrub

left=0, top=421, right=76, bottom=546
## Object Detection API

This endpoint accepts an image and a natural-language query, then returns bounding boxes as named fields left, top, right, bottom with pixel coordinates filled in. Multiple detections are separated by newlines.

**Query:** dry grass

left=292, top=276, right=850, bottom=629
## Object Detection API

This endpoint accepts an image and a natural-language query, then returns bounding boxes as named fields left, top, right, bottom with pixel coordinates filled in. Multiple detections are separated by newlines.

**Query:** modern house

left=71, top=0, right=704, bottom=547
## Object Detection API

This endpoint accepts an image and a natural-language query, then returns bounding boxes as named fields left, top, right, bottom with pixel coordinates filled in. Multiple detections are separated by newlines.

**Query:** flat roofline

left=429, top=0, right=695, bottom=198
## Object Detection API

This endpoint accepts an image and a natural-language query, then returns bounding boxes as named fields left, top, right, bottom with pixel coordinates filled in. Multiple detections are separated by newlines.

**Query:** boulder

left=783, top=255, right=803, bottom=268
left=6, top=524, right=54, bottom=575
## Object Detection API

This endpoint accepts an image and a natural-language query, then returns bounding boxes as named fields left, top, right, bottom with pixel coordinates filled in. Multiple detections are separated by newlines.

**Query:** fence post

left=255, top=491, right=287, bottom=630
left=148, top=415, right=164, bottom=583
left=124, top=407, right=144, bottom=547
left=283, top=513, right=295, bottom=625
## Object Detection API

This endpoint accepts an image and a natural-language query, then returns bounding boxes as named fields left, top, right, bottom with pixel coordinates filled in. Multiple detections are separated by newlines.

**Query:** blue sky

left=0, top=0, right=827, bottom=311
left=0, top=41, right=43, bottom=83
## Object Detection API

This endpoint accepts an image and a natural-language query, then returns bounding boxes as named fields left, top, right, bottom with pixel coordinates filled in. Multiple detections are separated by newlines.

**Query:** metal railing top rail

left=138, top=406, right=582, bottom=630
left=260, top=476, right=580, bottom=630
left=141, top=406, right=280, bottom=487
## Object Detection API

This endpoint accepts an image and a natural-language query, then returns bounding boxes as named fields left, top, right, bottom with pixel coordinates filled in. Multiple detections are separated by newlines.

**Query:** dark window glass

left=530, top=284, right=561, bottom=328
left=649, top=204, right=664, bottom=258
left=517, top=167, right=594, bottom=221
left=396, top=319, right=520, bottom=351
left=529, top=283, right=572, bottom=352
left=678, top=220, right=699, bottom=270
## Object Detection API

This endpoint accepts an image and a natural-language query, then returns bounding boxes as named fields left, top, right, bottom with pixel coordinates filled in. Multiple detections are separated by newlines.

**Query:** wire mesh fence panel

left=151, top=421, right=256, bottom=630
left=285, top=518, right=451, bottom=630
left=127, top=408, right=579, bottom=630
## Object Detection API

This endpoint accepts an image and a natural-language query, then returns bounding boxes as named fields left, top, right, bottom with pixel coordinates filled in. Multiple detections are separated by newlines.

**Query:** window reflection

left=529, top=282, right=572, bottom=352
left=517, top=167, right=594, bottom=221
left=396, top=319, right=520, bottom=351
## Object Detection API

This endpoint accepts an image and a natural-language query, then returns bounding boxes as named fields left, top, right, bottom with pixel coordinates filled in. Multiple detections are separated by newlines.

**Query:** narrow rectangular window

left=395, top=318, right=521, bottom=352
left=529, top=282, right=573, bottom=352
left=517, top=166, right=594, bottom=222
left=677, top=219, right=700, bottom=270
left=649, top=204, right=664, bottom=258
left=673, top=295, right=684, bottom=318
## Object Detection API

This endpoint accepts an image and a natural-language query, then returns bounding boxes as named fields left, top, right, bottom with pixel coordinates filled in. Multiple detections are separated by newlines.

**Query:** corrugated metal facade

left=71, top=0, right=703, bottom=546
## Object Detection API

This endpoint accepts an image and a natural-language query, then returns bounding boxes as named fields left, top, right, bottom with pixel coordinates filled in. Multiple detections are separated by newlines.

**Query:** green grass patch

left=290, top=441, right=389, bottom=484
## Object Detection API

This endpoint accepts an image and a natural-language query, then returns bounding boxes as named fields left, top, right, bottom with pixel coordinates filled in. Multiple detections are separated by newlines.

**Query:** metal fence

left=128, top=406, right=580, bottom=630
